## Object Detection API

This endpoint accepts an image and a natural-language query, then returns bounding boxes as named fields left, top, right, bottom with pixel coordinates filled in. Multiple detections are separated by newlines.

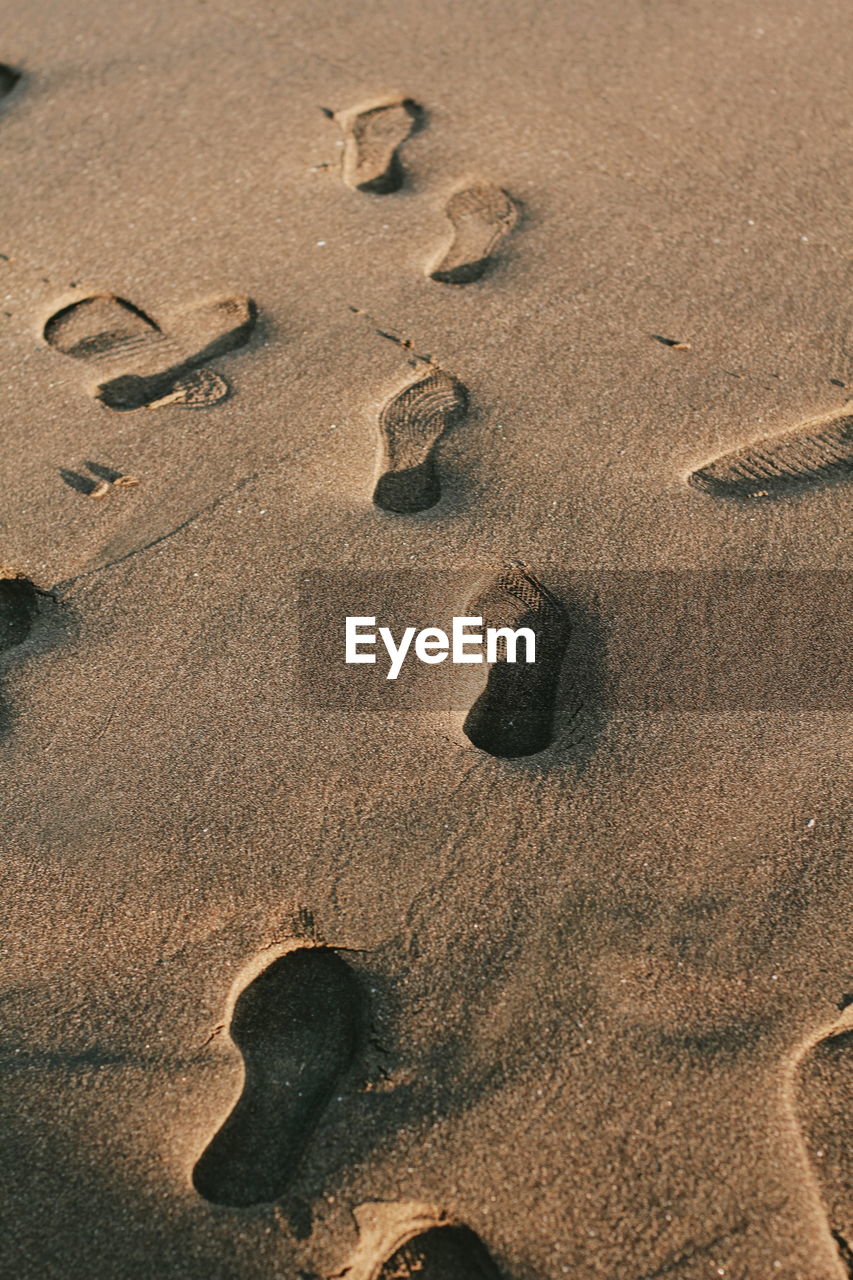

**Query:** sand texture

left=0, top=0, right=851, bottom=1276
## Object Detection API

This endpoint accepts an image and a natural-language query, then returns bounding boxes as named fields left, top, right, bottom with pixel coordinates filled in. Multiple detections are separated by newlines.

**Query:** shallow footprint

left=428, top=183, right=519, bottom=284
left=59, top=460, right=139, bottom=497
left=373, top=368, right=468, bottom=513
left=334, top=96, right=423, bottom=194
left=690, top=404, right=853, bottom=498
left=144, top=367, right=230, bottom=409
left=43, top=292, right=256, bottom=410
left=192, top=946, right=364, bottom=1207
left=463, top=565, right=569, bottom=758
left=795, top=1012, right=853, bottom=1275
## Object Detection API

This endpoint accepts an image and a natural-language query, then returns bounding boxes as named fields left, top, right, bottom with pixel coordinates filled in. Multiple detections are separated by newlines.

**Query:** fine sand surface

left=0, top=0, right=851, bottom=1276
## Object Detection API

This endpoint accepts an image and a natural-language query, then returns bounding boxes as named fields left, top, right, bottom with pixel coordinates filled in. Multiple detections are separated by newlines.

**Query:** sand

left=0, top=0, right=851, bottom=1275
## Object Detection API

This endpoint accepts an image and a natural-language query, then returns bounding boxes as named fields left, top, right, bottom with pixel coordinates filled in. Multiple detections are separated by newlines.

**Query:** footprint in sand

left=372, top=367, right=468, bottom=513
left=43, top=292, right=257, bottom=411
left=0, top=63, right=20, bottom=105
left=462, top=564, right=569, bottom=758
left=428, top=183, right=519, bottom=285
left=192, top=946, right=364, bottom=1207
left=331, top=96, right=423, bottom=194
left=796, top=1010, right=853, bottom=1275
left=59, top=460, right=139, bottom=498
left=690, top=404, right=853, bottom=499
left=342, top=1204, right=505, bottom=1280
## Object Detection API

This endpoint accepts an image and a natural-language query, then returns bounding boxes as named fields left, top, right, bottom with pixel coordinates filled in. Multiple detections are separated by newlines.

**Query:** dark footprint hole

left=651, top=333, right=689, bottom=348
left=401, top=98, right=426, bottom=132
left=192, top=946, right=365, bottom=1207
left=60, top=468, right=101, bottom=496
left=430, top=258, right=491, bottom=286
left=0, top=577, right=40, bottom=652
left=95, top=368, right=183, bottom=411
left=0, top=64, right=21, bottom=100
left=462, top=574, right=569, bottom=759
left=373, top=370, right=467, bottom=515
left=359, top=151, right=405, bottom=196
left=378, top=1224, right=504, bottom=1280
left=463, top=588, right=606, bottom=763
left=360, top=100, right=425, bottom=194
left=463, top=656, right=563, bottom=758
left=373, top=461, right=441, bottom=514
left=83, top=460, right=123, bottom=483
left=0, top=576, right=64, bottom=741
left=833, top=1231, right=853, bottom=1276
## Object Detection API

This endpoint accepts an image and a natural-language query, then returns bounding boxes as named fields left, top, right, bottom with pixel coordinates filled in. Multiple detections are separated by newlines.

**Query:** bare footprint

left=341, top=1204, right=505, bottom=1280
left=192, top=947, right=364, bottom=1207
left=428, top=184, right=519, bottom=285
left=462, top=564, right=569, bottom=758
left=333, top=96, right=423, bottom=194
left=43, top=293, right=256, bottom=410
left=690, top=404, right=853, bottom=499
left=373, top=368, right=468, bottom=513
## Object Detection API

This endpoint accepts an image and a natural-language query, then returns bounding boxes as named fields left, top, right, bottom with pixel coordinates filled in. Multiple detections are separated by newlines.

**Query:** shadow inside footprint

left=335, top=96, right=423, bottom=194
left=0, top=576, right=40, bottom=652
left=373, top=369, right=468, bottom=513
left=463, top=565, right=569, bottom=758
left=192, top=947, right=365, bottom=1207
left=0, top=575, right=63, bottom=740
left=373, top=1224, right=504, bottom=1279
left=59, top=467, right=106, bottom=496
left=0, top=63, right=20, bottom=101
left=428, top=184, right=519, bottom=285
left=689, top=405, right=853, bottom=499
left=44, top=292, right=256, bottom=410
left=60, top=460, right=138, bottom=498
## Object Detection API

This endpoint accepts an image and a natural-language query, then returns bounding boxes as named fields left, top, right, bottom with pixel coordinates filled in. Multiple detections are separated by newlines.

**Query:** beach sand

left=0, top=0, right=851, bottom=1275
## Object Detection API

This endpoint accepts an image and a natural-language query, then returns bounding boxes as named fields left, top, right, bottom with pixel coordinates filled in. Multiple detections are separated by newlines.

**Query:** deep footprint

left=373, top=368, right=468, bottom=513
left=690, top=405, right=853, bottom=498
left=463, top=565, right=569, bottom=758
left=43, top=293, right=256, bottom=410
left=372, top=1224, right=504, bottom=1280
left=334, top=96, right=423, bottom=194
left=192, top=947, right=364, bottom=1207
left=428, top=183, right=519, bottom=284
